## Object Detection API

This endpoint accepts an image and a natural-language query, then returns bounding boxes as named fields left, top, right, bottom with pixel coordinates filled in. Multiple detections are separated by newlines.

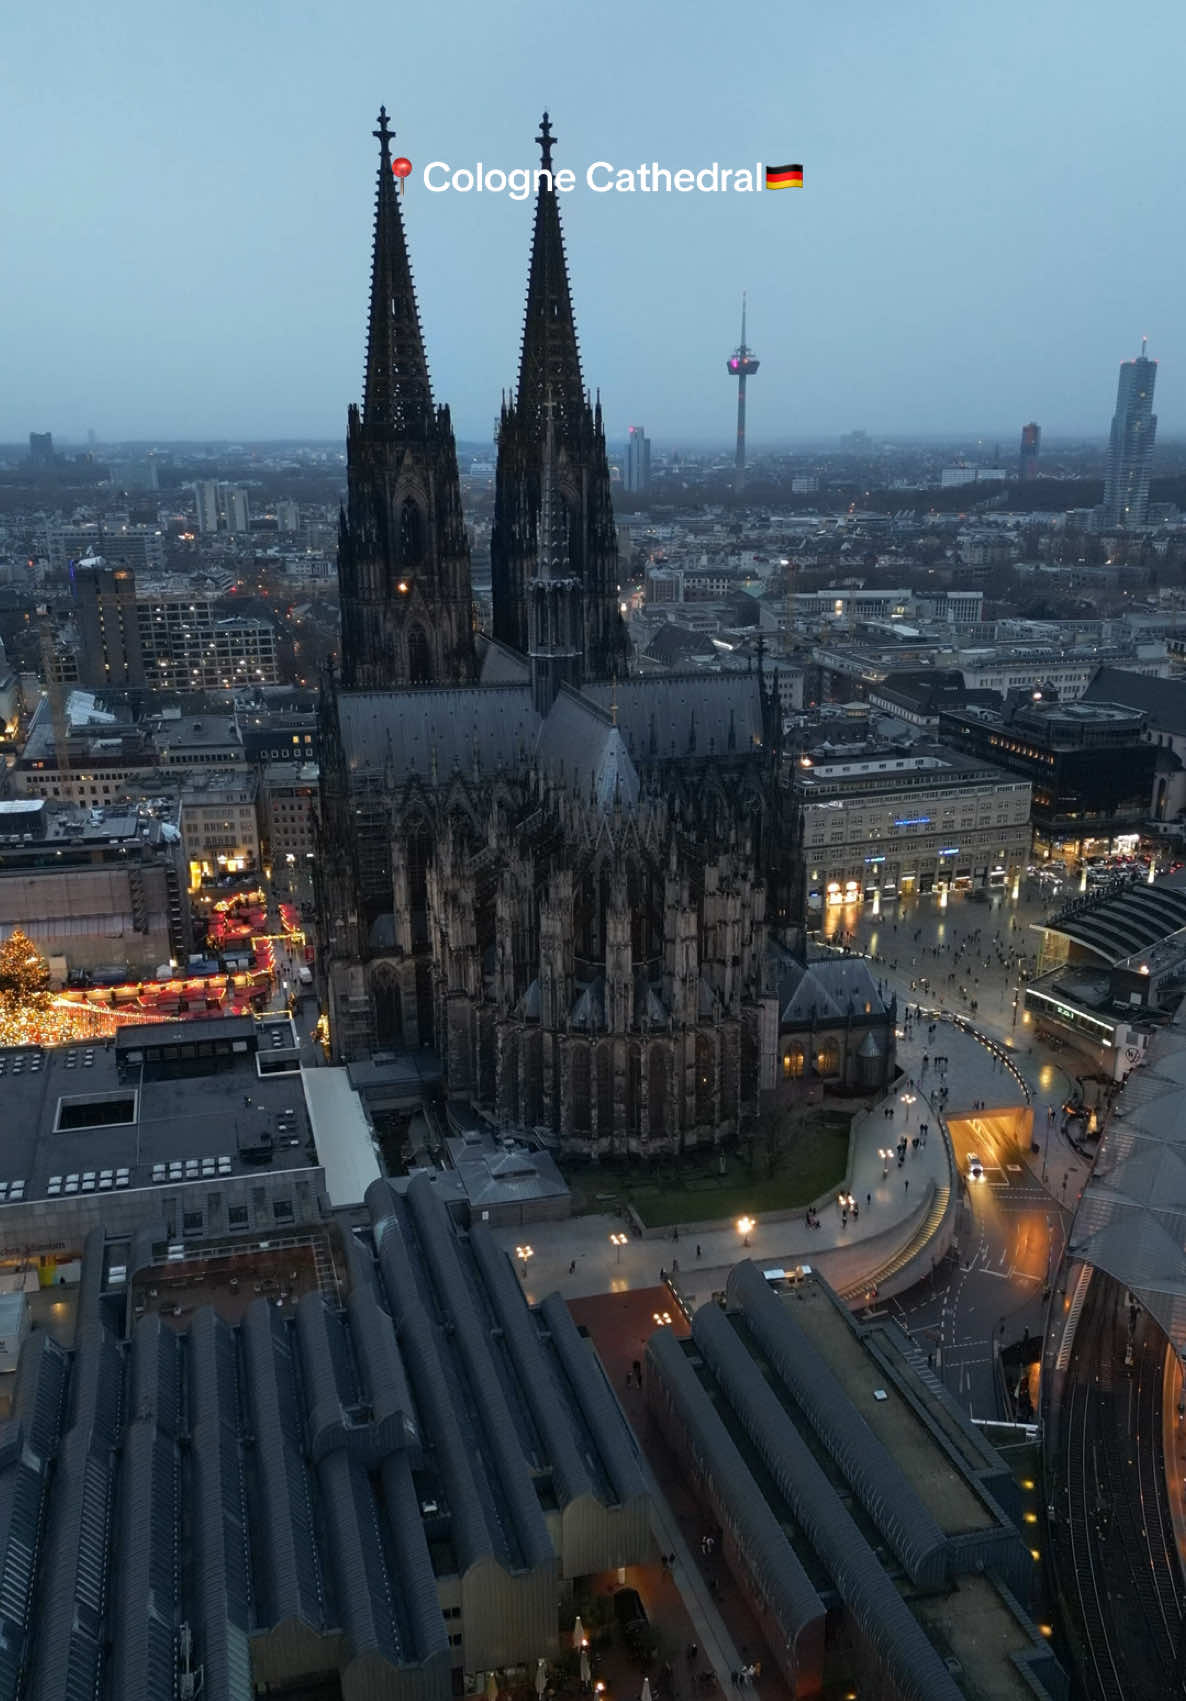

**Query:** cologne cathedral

left=318, top=109, right=796, bottom=1155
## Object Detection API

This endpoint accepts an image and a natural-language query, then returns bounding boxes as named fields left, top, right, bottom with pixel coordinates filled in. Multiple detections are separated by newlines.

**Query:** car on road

left=968, top=1155, right=985, bottom=1183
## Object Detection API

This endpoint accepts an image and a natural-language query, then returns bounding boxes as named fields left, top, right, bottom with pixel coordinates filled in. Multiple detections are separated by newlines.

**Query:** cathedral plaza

left=497, top=1072, right=955, bottom=1313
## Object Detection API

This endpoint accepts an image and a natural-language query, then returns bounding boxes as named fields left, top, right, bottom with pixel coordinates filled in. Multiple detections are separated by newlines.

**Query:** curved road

left=1051, top=1269, right=1185, bottom=1699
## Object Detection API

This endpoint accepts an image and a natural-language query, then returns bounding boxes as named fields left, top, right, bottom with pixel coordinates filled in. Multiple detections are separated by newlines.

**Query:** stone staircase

left=838, top=1180, right=951, bottom=1303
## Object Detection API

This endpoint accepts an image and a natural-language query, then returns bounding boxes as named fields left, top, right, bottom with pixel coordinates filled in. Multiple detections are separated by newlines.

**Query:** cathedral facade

left=319, top=110, right=809, bottom=1156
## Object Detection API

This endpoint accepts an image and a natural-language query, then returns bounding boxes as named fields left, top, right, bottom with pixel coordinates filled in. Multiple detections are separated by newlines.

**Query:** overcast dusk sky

left=4, top=0, right=1184, bottom=446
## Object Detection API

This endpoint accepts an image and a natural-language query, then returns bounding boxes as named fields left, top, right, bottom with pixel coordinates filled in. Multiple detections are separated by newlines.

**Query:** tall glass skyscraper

left=625, top=425, right=651, bottom=493
left=1103, top=340, right=1157, bottom=526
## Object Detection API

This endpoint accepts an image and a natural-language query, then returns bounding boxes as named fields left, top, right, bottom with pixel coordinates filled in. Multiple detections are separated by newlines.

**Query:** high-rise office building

left=72, top=557, right=279, bottom=690
left=28, top=432, right=53, bottom=466
left=194, top=478, right=221, bottom=534
left=1103, top=341, right=1158, bottom=527
left=1018, top=421, right=1040, bottom=482
left=47, top=523, right=165, bottom=575
left=221, top=483, right=250, bottom=533
left=71, top=557, right=145, bottom=686
left=625, top=425, right=651, bottom=493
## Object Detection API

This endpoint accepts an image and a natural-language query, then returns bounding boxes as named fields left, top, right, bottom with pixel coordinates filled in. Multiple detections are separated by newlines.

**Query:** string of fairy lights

left=0, top=923, right=306, bottom=1050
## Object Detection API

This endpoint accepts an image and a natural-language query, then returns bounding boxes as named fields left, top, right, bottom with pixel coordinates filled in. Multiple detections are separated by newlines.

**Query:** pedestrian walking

left=568, top=1260, right=576, bottom=1274
left=696, top=1243, right=702, bottom=1258
left=904, top=1177, right=910, bottom=1193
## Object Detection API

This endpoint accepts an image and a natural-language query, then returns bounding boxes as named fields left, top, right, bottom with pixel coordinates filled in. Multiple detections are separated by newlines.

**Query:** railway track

left=1131, top=1312, right=1184, bottom=1661
left=1062, top=1371, right=1126, bottom=1700
left=1054, top=1273, right=1186, bottom=1699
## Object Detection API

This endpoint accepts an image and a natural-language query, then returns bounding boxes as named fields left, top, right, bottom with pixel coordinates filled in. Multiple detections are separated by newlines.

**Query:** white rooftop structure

left=300, top=1067, right=383, bottom=1207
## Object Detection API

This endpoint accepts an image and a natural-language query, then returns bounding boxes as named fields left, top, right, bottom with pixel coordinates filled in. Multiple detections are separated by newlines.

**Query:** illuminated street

left=831, top=883, right=1090, bottom=1417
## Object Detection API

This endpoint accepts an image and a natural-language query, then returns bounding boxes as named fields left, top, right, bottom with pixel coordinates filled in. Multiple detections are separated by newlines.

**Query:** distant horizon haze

left=4, top=0, right=1184, bottom=444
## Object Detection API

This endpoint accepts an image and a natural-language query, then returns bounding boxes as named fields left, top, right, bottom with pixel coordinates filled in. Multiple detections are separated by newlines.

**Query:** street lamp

left=515, top=1244, right=534, bottom=1279
left=653, top=1310, right=672, bottom=1326
left=879, top=1147, right=891, bottom=1178
left=736, top=1215, right=755, bottom=1247
left=610, top=1231, right=628, bottom=1264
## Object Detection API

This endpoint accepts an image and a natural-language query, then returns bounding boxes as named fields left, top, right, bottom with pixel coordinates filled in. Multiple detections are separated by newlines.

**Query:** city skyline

left=4, top=0, right=1185, bottom=445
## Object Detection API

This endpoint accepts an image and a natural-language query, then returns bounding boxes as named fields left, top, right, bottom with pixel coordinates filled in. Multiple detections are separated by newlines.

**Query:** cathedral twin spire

left=338, top=106, right=626, bottom=694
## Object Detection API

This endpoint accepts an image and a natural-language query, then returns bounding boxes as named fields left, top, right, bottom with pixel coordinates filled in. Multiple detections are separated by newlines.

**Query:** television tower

left=727, top=292, right=760, bottom=495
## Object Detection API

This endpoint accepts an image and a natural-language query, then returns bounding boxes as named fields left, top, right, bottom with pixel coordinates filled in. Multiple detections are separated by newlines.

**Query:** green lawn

left=569, top=1107, right=853, bottom=1227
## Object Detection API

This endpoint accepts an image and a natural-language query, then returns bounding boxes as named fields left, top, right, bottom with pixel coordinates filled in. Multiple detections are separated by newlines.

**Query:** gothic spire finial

left=363, top=104, right=432, bottom=435
left=536, top=111, right=556, bottom=171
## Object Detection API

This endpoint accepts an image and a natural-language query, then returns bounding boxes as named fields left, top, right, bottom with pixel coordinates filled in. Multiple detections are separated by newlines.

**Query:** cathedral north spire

left=515, top=111, right=586, bottom=447
left=492, top=111, right=628, bottom=680
left=363, top=106, right=432, bottom=437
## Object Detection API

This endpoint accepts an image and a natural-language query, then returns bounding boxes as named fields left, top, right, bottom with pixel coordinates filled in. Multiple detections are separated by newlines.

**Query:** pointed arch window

left=399, top=496, right=425, bottom=565
left=407, top=625, right=432, bottom=686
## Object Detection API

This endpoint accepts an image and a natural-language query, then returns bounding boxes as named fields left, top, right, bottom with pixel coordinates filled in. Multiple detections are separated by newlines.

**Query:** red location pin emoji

left=392, top=156, right=413, bottom=196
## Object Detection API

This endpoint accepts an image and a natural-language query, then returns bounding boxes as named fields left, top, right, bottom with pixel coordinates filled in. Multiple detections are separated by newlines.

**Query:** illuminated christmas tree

left=0, top=930, right=49, bottom=999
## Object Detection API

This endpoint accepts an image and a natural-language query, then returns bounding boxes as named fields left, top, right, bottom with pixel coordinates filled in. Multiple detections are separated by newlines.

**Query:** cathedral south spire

left=516, top=113, right=586, bottom=448
left=337, top=107, right=474, bottom=689
left=363, top=106, right=433, bottom=436
left=492, top=112, right=629, bottom=680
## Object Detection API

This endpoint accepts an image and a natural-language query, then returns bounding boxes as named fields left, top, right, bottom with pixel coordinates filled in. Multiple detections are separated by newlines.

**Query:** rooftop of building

left=442, top=1109, right=570, bottom=1214
left=18, top=696, right=151, bottom=767
left=1072, top=1000, right=1186, bottom=1353
left=948, top=697, right=1146, bottom=734
left=793, top=741, right=1021, bottom=793
left=869, top=670, right=1005, bottom=718
left=647, top=1260, right=1060, bottom=1700
left=177, top=768, right=257, bottom=799
left=1082, top=665, right=1186, bottom=731
left=0, top=1014, right=314, bottom=1205
left=333, top=666, right=768, bottom=815
left=772, top=949, right=891, bottom=1027
left=0, top=799, right=178, bottom=857
left=911, top=1576, right=1054, bottom=1701
left=771, top=1274, right=992, bottom=1537
left=1035, top=876, right=1186, bottom=968
left=151, top=713, right=243, bottom=749
left=0, top=1174, right=650, bottom=1696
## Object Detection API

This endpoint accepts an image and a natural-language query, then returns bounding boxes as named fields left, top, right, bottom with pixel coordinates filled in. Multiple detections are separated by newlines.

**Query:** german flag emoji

left=765, top=163, right=804, bottom=190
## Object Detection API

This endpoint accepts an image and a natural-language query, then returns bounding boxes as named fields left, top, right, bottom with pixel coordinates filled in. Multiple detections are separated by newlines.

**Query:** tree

left=0, top=930, right=49, bottom=999
left=750, top=1100, right=815, bottom=1181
